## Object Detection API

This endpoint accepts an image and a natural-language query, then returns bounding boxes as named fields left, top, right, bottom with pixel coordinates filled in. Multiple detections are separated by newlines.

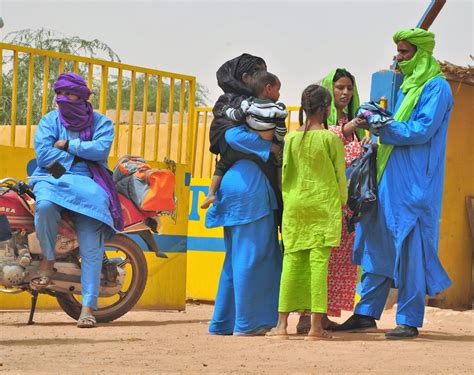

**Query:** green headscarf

left=376, top=28, right=445, bottom=182
left=320, top=68, right=365, bottom=140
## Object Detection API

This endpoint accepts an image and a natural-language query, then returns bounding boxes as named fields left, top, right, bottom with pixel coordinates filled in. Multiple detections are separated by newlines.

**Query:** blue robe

left=32, top=110, right=114, bottom=309
left=206, top=126, right=282, bottom=334
left=32, top=110, right=114, bottom=229
left=353, top=77, right=453, bottom=327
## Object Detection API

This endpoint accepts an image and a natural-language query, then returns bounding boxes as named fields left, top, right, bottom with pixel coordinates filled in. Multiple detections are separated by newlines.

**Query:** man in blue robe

left=31, top=73, right=122, bottom=328
left=334, top=29, right=453, bottom=339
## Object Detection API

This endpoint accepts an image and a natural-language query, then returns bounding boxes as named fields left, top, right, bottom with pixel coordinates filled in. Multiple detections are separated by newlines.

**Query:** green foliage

left=0, top=28, right=209, bottom=125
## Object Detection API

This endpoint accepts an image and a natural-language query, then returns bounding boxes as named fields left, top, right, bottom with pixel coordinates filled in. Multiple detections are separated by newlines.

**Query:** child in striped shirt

left=201, top=71, right=287, bottom=209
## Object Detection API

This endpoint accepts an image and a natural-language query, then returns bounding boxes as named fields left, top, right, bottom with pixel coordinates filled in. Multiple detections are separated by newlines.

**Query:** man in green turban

left=333, top=28, right=453, bottom=339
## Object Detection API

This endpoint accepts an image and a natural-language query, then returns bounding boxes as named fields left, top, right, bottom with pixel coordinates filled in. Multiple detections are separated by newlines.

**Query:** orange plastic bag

left=113, top=156, right=175, bottom=213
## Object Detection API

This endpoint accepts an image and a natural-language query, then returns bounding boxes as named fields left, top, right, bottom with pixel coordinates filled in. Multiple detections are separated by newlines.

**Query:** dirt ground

left=0, top=304, right=472, bottom=374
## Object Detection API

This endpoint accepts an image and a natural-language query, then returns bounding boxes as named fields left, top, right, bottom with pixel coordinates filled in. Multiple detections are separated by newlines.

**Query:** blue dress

left=206, top=126, right=282, bottom=334
left=353, top=77, right=453, bottom=327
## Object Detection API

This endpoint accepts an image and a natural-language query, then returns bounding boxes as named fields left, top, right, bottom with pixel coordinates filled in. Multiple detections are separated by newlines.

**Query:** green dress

left=282, top=129, right=347, bottom=253
left=279, top=129, right=347, bottom=313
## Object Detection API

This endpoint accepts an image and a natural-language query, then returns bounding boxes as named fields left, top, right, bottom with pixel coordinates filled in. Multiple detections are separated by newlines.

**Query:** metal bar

left=88, top=63, right=93, bottom=89
left=25, top=54, right=35, bottom=147
left=41, top=56, right=50, bottom=116
left=153, top=76, right=163, bottom=161
left=166, top=78, right=175, bottom=159
left=192, top=110, right=200, bottom=174
left=99, top=65, right=108, bottom=114
left=140, top=73, right=149, bottom=157
left=417, top=0, right=447, bottom=30
left=58, top=58, right=65, bottom=74
left=177, top=79, right=185, bottom=163
left=10, top=50, right=19, bottom=146
left=127, top=71, right=136, bottom=154
left=186, top=79, right=197, bottom=167
left=199, top=111, right=208, bottom=178
left=73, top=61, right=79, bottom=73
left=113, top=68, right=123, bottom=157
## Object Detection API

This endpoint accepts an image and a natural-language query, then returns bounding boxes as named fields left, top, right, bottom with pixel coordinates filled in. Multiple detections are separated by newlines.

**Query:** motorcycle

left=0, top=161, right=174, bottom=325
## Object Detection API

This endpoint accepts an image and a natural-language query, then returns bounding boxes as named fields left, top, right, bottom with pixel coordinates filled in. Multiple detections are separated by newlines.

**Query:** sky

left=0, top=0, right=472, bottom=105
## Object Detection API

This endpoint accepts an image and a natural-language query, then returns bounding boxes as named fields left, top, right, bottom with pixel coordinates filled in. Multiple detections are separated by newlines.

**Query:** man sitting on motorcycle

left=31, top=73, right=123, bottom=328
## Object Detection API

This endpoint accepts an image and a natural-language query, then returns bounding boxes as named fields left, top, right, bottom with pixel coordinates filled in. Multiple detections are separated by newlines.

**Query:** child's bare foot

left=200, top=195, right=216, bottom=209
left=265, top=327, right=289, bottom=340
left=304, top=328, right=332, bottom=341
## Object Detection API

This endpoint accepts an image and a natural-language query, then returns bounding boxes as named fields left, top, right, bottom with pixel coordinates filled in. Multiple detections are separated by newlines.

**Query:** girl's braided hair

left=298, top=84, right=332, bottom=131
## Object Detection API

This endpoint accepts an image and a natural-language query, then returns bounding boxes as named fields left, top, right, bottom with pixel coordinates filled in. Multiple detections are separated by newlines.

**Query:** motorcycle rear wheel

left=56, top=234, right=148, bottom=323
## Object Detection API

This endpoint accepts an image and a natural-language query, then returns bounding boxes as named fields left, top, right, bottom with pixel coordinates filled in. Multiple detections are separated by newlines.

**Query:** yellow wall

left=186, top=177, right=224, bottom=300
left=437, top=80, right=474, bottom=309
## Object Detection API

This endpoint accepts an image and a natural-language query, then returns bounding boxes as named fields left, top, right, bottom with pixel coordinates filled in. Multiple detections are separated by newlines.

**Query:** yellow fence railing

left=0, top=42, right=196, bottom=166
left=191, top=106, right=301, bottom=178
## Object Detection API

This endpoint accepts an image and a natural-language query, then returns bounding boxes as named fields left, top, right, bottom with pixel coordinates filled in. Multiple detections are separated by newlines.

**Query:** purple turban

left=54, top=73, right=94, bottom=132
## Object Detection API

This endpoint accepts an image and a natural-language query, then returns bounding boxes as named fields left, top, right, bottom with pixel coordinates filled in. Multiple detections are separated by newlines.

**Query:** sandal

left=30, top=269, right=54, bottom=291
left=77, top=313, right=97, bottom=328
left=304, top=330, right=332, bottom=341
left=265, top=327, right=289, bottom=340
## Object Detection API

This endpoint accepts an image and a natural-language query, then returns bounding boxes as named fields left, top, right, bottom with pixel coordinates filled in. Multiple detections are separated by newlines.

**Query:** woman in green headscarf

left=296, top=68, right=366, bottom=334
left=321, top=68, right=366, bottom=140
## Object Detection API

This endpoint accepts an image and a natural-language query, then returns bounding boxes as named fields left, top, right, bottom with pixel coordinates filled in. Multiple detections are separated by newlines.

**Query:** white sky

left=1, top=0, right=472, bottom=105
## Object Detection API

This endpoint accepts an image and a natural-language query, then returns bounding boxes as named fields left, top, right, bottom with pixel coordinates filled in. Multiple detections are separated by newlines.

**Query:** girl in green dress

left=266, top=84, right=347, bottom=340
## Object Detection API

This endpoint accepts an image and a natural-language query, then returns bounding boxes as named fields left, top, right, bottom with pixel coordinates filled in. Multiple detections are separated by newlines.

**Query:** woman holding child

left=205, top=54, right=283, bottom=336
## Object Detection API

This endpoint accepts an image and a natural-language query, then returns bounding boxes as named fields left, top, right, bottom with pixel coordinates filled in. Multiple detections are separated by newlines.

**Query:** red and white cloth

left=327, top=118, right=364, bottom=317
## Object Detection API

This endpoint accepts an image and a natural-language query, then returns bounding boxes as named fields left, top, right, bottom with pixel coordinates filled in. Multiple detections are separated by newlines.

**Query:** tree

left=0, top=28, right=209, bottom=125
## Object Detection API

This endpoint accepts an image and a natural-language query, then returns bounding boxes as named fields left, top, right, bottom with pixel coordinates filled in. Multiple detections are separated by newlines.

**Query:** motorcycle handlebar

left=0, top=177, right=20, bottom=185
left=0, top=177, right=36, bottom=200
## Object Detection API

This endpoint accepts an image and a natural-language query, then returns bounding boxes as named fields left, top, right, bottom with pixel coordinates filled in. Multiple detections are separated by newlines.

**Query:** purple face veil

left=53, top=73, right=124, bottom=231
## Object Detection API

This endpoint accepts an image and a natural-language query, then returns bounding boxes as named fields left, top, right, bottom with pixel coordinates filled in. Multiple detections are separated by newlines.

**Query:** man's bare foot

left=31, top=258, right=55, bottom=290
left=200, top=195, right=216, bottom=209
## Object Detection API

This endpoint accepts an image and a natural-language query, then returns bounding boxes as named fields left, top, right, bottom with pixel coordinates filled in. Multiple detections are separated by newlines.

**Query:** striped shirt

left=223, top=97, right=288, bottom=142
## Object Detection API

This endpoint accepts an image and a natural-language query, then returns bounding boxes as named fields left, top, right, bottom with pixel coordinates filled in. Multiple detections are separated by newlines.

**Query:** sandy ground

left=0, top=304, right=472, bottom=374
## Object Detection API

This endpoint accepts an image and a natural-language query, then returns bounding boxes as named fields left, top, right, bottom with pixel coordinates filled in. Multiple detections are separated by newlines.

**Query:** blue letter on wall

left=188, top=185, right=209, bottom=221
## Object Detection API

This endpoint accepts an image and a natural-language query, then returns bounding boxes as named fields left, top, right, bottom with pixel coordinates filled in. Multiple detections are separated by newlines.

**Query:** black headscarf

left=216, top=53, right=267, bottom=96
left=210, top=53, right=266, bottom=154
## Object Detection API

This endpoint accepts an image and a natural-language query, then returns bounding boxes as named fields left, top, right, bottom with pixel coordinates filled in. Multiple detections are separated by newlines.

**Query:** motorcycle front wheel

left=56, top=234, right=148, bottom=323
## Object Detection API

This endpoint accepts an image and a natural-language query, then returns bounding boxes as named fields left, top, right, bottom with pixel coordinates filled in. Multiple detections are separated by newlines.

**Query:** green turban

left=377, top=28, right=445, bottom=182
left=393, top=28, right=435, bottom=54
left=392, top=28, right=442, bottom=94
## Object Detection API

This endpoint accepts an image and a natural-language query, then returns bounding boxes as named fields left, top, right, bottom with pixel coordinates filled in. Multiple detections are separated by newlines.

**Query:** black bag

left=346, top=144, right=378, bottom=232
